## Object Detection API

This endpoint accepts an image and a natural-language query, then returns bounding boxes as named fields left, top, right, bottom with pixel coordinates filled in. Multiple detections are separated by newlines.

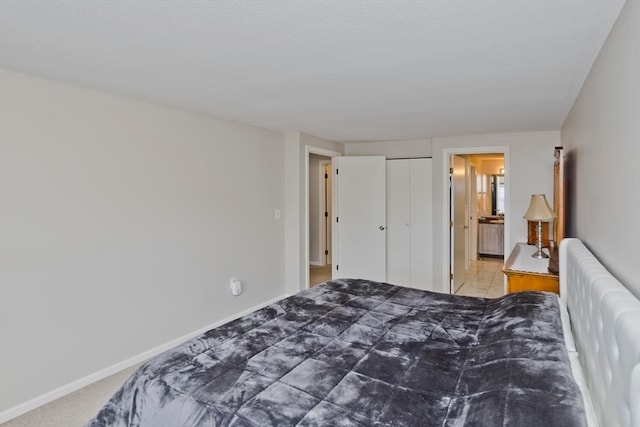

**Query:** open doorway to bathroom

left=450, top=152, right=507, bottom=298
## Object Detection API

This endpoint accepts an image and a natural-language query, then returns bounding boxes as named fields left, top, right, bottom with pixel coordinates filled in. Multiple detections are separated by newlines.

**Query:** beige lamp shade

left=523, top=194, right=556, bottom=221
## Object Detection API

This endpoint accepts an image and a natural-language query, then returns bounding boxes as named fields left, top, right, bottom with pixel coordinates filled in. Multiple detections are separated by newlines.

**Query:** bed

left=86, top=239, right=640, bottom=426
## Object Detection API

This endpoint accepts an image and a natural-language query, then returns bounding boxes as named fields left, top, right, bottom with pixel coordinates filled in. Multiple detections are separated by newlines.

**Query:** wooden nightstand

left=502, top=243, right=559, bottom=294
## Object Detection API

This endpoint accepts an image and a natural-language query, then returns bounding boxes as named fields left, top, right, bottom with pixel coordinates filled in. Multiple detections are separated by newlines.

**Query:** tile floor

left=454, top=257, right=506, bottom=298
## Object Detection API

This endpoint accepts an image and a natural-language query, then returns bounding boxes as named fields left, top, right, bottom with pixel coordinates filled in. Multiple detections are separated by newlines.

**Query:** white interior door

left=451, top=155, right=467, bottom=293
left=333, top=156, right=386, bottom=281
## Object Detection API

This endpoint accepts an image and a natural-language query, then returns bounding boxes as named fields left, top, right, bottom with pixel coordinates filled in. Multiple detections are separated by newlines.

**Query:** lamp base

left=531, top=250, right=549, bottom=259
left=531, top=220, right=549, bottom=259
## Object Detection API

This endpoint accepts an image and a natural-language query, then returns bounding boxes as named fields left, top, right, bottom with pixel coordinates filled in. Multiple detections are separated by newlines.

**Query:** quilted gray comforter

left=87, top=279, right=586, bottom=426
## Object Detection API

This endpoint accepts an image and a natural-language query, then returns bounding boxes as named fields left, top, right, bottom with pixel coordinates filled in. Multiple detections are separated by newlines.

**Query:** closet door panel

left=410, top=158, right=433, bottom=290
left=386, top=158, right=434, bottom=291
left=386, top=160, right=411, bottom=286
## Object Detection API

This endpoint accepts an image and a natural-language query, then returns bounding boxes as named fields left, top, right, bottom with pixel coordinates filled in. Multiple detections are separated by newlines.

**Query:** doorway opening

left=444, top=148, right=509, bottom=297
left=308, top=154, right=332, bottom=287
left=305, top=146, right=341, bottom=289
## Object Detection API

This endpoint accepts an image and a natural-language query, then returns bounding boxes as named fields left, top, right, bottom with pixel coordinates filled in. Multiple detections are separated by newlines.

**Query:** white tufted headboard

left=560, top=239, right=640, bottom=427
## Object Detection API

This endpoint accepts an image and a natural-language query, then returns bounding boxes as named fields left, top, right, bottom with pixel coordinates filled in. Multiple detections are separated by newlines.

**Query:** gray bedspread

left=86, top=279, right=586, bottom=426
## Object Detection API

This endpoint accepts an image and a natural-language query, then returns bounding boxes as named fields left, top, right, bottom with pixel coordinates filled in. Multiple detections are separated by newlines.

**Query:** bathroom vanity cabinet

left=478, top=219, right=504, bottom=256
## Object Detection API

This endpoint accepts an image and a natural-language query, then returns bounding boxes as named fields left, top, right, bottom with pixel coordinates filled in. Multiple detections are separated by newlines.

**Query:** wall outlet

left=230, top=277, right=242, bottom=296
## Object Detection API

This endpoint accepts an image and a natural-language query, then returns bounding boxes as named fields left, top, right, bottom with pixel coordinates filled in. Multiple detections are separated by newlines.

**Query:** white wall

left=431, top=131, right=559, bottom=293
left=0, top=70, right=286, bottom=415
left=344, top=138, right=432, bottom=158
left=561, top=0, right=640, bottom=298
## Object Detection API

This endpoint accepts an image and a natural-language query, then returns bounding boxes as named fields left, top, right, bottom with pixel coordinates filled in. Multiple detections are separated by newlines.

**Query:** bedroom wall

left=0, top=70, right=286, bottom=415
left=431, top=131, right=559, bottom=293
left=561, top=0, right=640, bottom=299
left=344, top=138, right=432, bottom=158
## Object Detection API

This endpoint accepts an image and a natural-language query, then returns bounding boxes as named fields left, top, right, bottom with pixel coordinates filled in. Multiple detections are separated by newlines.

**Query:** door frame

left=319, top=160, right=332, bottom=266
left=442, top=146, right=510, bottom=294
left=469, top=164, right=478, bottom=262
left=305, top=146, right=341, bottom=289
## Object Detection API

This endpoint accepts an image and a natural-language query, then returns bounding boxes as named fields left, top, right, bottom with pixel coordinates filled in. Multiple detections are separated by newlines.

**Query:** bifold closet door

left=386, top=158, right=433, bottom=290
left=409, top=158, right=432, bottom=290
left=386, top=160, right=411, bottom=286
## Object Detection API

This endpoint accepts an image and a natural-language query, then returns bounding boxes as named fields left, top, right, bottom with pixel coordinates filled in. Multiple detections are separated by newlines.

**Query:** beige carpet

left=1, top=363, right=141, bottom=427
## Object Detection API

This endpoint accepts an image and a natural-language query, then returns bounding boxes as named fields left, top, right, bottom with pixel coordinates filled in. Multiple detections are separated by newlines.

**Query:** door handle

left=379, top=226, right=385, bottom=231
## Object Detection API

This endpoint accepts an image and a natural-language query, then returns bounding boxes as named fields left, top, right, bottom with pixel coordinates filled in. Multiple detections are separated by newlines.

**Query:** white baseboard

left=0, top=294, right=287, bottom=424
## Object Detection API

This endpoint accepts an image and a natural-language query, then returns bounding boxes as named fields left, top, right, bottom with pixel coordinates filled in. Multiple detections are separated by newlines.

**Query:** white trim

left=304, top=146, right=341, bottom=289
left=442, top=146, right=510, bottom=294
left=0, top=294, right=287, bottom=424
left=319, top=160, right=332, bottom=267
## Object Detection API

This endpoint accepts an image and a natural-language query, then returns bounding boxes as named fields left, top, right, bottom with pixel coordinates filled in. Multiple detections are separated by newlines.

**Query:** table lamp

left=523, top=194, right=556, bottom=259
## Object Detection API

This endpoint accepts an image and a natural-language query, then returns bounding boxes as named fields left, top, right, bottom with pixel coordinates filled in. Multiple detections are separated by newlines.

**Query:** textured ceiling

left=0, top=1, right=625, bottom=142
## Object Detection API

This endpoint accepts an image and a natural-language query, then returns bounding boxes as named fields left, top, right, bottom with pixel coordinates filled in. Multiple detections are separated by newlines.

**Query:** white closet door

left=409, top=158, right=433, bottom=290
left=333, top=156, right=386, bottom=281
left=386, top=160, right=412, bottom=286
left=386, top=158, right=433, bottom=290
